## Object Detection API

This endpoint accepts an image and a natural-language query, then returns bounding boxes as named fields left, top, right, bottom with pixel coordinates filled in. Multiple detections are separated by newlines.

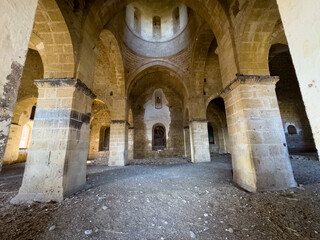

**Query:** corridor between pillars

left=11, top=79, right=96, bottom=203
left=221, top=75, right=297, bottom=192
left=109, top=120, right=128, bottom=166
left=189, top=120, right=211, bottom=163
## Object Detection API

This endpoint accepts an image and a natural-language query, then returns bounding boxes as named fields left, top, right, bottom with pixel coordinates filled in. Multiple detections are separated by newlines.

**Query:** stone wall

left=0, top=0, right=38, bottom=171
left=132, top=75, right=184, bottom=161
left=270, top=50, right=316, bottom=153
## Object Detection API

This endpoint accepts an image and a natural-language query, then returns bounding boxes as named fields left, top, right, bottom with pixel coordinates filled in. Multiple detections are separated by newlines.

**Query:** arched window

left=134, top=7, right=141, bottom=34
left=19, top=124, right=32, bottom=149
left=288, top=125, right=297, bottom=135
left=173, top=7, right=180, bottom=34
left=208, top=125, right=214, bottom=144
left=153, top=16, right=161, bottom=39
left=30, top=105, right=36, bottom=120
left=153, top=124, right=166, bottom=150
left=99, top=127, right=110, bottom=151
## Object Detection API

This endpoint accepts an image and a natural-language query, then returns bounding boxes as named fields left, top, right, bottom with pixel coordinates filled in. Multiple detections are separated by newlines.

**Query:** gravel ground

left=0, top=154, right=320, bottom=240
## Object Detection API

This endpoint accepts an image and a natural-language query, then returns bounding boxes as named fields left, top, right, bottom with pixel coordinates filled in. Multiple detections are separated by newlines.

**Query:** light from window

left=19, top=124, right=31, bottom=149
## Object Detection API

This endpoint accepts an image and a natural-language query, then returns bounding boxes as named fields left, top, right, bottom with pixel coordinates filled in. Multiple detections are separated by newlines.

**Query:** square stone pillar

left=183, top=126, right=191, bottom=158
left=11, top=79, right=96, bottom=203
left=221, top=75, right=297, bottom=192
left=3, top=124, right=23, bottom=164
left=128, top=127, right=134, bottom=161
left=189, top=120, right=211, bottom=163
left=109, top=120, right=128, bottom=166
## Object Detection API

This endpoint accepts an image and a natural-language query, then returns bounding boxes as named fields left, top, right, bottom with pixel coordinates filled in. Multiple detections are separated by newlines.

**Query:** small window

left=208, top=125, right=214, bottom=144
left=288, top=125, right=297, bottom=135
left=99, top=127, right=110, bottom=151
left=173, top=7, right=180, bottom=34
left=19, top=124, right=32, bottom=149
left=30, top=106, right=36, bottom=120
left=155, top=90, right=162, bottom=109
left=153, top=124, right=166, bottom=150
left=153, top=16, right=161, bottom=39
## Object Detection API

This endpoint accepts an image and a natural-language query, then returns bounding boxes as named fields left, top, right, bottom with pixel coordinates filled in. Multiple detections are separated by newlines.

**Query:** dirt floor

left=0, top=154, right=320, bottom=240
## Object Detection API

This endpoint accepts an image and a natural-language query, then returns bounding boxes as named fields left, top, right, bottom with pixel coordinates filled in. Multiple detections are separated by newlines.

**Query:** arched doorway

left=153, top=124, right=166, bottom=151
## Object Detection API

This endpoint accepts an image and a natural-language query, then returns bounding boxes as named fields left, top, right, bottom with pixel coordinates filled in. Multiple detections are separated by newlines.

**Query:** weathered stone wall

left=0, top=0, right=38, bottom=171
left=270, top=50, right=316, bottom=153
left=132, top=75, right=184, bottom=161
left=277, top=0, right=320, bottom=158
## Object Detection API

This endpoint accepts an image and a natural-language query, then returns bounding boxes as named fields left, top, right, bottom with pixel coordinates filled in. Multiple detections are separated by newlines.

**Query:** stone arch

left=236, top=0, right=280, bottom=75
left=270, top=20, right=287, bottom=46
left=32, top=0, right=75, bottom=78
left=191, top=23, right=215, bottom=97
left=77, top=0, right=238, bottom=87
left=17, top=48, right=44, bottom=102
left=93, top=29, right=125, bottom=118
left=127, top=64, right=189, bottom=101
left=88, top=99, right=111, bottom=160
left=206, top=97, right=229, bottom=154
left=3, top=97, right=37, bottom=165
left=268, top=43, right=316, bottom=153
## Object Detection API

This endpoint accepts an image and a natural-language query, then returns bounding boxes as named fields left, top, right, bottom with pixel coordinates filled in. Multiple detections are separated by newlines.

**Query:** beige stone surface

left=222, top=75, right=297, bottom=192
left=11, top=79, right=94, bottom=203
left=277, top=0, right=320, bottom=159
left=0, top=0, right=38, bottom=171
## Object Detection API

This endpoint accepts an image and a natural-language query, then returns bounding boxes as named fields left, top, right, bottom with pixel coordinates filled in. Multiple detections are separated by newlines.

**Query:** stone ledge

left=221, top=74, right=280, bottom=96
left=110, top=120, right=130, bottom=125
left=189, top=119, right=207, bottom=123
left=34, top=78, right=96, bottom=99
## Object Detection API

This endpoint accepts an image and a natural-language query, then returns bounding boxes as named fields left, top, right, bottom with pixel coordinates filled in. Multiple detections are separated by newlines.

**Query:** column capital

left=221, top=74, right=279, bottom=96
left=34, top=78, right=96, bottom=99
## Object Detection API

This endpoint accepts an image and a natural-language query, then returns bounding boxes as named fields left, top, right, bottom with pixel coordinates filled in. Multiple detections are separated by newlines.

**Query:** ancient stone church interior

left=0, top=0, right=320, bottom=239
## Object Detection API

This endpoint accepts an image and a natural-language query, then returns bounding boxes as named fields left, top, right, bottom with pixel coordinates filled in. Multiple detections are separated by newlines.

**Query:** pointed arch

left=32, top=0, right=75, bottom=78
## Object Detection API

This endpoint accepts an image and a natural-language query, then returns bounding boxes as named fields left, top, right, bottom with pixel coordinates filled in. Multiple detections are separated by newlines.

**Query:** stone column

left=277, top=0, right=320, bottom=159
left=128, top=127, right=134, bottom=161
left=11, top=79, right=96, bottom=204
left=108, top=120, right=128, bottom=166
left=183, top=126, right=191, bottom=158
left=0, top=0, right=38, bottom=171
left=218, top=128, right=227, bottom=154
left=189, top=120, right=211, bottom=163
left=221, top=75, right=297, bottom=192
left=3, top=124, right=23, bottom=164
